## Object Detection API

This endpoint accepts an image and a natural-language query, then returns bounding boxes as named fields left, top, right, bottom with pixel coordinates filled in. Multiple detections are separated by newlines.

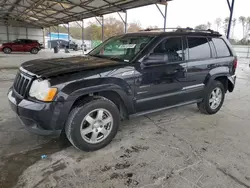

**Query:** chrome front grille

left=13, top=72, right=32, bottom=97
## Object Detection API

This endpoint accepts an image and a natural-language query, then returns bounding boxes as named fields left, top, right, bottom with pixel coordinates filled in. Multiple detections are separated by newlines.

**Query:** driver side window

left=153, top=37, right=183, bottom=63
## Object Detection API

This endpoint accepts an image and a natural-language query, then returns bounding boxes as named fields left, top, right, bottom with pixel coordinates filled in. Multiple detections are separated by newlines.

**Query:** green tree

left=127, top=21, right=142, bottom=32
left=215, top=18, right=222, bottom=31
left=223, top=17, right=229, bottom=36
left=195, top=24, right=207, bottom=30
left=231, top=18, right=237, bottom=38
left=239, top=16, right=247, bottom=37
left=207, top=22, right=212, bottom=29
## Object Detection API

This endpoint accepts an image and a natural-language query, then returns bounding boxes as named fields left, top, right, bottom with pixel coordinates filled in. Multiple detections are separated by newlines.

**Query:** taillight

left=233, top=58, right=237, bottom=70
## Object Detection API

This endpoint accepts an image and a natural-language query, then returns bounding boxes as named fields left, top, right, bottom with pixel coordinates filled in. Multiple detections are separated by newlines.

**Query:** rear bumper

left=228, top=74, right=236, bottom=92
left=8, top=89, right=63, bottom=137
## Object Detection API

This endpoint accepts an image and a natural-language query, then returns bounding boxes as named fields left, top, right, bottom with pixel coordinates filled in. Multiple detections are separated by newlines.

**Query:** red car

left=0, top=39, right=42, bottom=54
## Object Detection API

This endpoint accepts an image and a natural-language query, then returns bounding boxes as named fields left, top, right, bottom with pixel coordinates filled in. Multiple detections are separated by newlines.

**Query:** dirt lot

left=0, top=58, right=250, bottom=188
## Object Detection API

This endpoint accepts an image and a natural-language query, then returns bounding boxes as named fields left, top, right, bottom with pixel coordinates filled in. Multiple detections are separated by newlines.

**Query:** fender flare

left=66, top=83, right=134, bottom=113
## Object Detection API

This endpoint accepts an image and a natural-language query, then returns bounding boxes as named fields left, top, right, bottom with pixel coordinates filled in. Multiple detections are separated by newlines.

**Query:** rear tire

left=30, top=48, right=38, bottom=54
left=197, top=81, right=225, bottom=114
left=65, top=98, right=120, bottom=151
left=3, top=47, right=11, bottom=54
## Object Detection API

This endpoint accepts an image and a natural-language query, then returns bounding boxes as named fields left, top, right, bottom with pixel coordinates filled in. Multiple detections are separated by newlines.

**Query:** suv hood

left=21, top=55, right=121, bottom=78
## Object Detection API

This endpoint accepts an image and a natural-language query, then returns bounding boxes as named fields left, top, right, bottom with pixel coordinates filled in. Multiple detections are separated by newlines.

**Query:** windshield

left=89, top=35, right=153, bottom=62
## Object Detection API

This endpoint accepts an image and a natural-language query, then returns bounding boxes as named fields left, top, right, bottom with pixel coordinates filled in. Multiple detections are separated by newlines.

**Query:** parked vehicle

left=0, top=39, right=42, bottom=54
left=8, top=28, right=237, bottom=151
left=50, top=40, right=81, bottom=51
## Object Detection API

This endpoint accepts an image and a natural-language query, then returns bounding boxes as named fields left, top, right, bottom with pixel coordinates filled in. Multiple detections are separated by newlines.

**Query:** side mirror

left=142, top=53, right=168, bottom=65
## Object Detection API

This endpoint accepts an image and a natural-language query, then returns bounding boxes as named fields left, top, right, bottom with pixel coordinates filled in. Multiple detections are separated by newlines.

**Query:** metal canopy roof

left=0, top=0, right=170, bottom=28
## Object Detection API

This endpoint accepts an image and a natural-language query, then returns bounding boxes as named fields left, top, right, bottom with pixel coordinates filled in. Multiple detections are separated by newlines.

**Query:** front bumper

left=8, top=89, right=62, bottom=137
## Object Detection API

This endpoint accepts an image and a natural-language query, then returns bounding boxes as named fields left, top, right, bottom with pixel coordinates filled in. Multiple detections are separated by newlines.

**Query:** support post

left=68, top=23, right=70, bottom=46
left=125, top=11, right=127, bottom=33
left=95, top=16, right=104, bottom=41
left=6, top=25, right=9, bottom=42
left=82, top=19, right=84, bottom=46
left=49, top=27, right=51, bottom=49
left=227, top=0, right=235, bottom=39
left=43, top=28, right=45, bottom=49
left=57, top=25, right=59, bottom=40
left=26, top=28, right=28, bottom=39
left=155, top=3, right=168, bottom=31
left=164, top=5, right=168, bottom=31
left=117, top=11, right=127, bottom=33
left=101, top=16, right=104, bottom=41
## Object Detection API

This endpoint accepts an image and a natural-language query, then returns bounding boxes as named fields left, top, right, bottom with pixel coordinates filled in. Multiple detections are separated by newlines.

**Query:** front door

left=134, top=37, right=188, bottom=112
left=12, top=39, right=24, bottom=52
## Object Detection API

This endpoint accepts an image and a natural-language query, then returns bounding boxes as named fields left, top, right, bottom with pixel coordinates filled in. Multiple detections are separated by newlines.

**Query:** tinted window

left=188, top=37, right=211, bottom=60
left=212, top=38, right=231, bottom=57
left=153, top=37, right=183, bottom=62
left=25, top=40, right=33, bottom=44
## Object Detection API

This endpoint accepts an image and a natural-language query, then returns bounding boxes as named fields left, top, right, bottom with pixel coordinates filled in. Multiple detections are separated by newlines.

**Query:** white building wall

left=0, top=22, right=44, bottom=44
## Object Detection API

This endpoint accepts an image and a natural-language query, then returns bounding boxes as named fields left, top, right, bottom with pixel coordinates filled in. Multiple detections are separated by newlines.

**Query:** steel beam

left=57, top=25, right=59, bottom=40
left=95, top=16, right=104, bottom=41
left=82, top=19, right=84, bottom=46
left=155, top=4, right=168, bottom=31
left=49, top=27, right=51, bottom=49
left=227, top=0, right=235, bottom=39
left=43, top=28, right=45, bottom=49
left=26, top=28, right=28, bottom=39
left=102, top=17, right=104, bottom=41
left=6, top=25, right=9, bottom=42
left=164, top=5, right=168, bottom=31
left=117, top=11, right=127, bottom=33
left=68, top=23, right=70, bottom=46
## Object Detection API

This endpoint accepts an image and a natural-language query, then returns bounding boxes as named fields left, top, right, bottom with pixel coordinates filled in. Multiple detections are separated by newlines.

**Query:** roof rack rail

left=140, top=27, right=221, bottom=35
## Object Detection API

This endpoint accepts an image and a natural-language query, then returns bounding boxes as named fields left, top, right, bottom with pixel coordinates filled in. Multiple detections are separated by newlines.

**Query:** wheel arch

left=204, top=67, right=233, bottom=92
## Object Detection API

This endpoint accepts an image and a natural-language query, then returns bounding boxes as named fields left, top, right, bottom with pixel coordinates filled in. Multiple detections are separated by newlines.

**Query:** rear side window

left=212, top=38, right=231, bottom=57
left=187, top=37, right=211, bottom=60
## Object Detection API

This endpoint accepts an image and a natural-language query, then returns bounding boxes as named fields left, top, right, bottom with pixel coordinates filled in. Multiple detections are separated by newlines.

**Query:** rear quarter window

left=212, top=38, right=231, bottom=57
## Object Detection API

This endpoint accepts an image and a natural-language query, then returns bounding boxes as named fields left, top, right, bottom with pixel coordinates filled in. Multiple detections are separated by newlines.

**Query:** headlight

left=29, top=80, right=57, bottom=102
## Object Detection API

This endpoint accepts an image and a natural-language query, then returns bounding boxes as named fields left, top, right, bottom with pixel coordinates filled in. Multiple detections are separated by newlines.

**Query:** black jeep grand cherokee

left=8, top=28, right=237, bottom=151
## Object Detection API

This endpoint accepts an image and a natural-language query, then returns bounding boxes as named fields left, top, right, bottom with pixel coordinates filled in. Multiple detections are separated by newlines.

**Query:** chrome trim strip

left=182, top=84, right=204, bottom=90
left=20, top=67, right=36, bottom=76
left=139, top=85, right=151, bottom=89
left=137, top=91, right=148, bottom=94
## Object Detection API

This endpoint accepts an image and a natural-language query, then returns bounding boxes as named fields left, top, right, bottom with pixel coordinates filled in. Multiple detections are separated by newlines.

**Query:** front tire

left=30, top=48, right=38, bottom=54
left=197, top=81, right=225, bottom=114
left=65, top=98, right=120, bottom=151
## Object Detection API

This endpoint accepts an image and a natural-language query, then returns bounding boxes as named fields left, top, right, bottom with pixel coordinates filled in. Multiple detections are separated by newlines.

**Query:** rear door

left=23, top=39, right=33, bottom=52
left=185, top=36, right=217, bottom=101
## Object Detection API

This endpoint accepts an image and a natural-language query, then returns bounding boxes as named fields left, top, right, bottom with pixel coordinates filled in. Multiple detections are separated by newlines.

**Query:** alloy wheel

left=80, top=108, right=113, bottom=144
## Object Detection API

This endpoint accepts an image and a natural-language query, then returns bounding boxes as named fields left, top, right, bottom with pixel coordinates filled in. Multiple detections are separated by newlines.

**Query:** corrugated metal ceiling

left=0, top=0, right=170, bottom=28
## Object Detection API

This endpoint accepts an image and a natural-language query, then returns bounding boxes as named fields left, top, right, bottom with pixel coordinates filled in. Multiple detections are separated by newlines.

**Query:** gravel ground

left=0, top=57, right=250, bottom=188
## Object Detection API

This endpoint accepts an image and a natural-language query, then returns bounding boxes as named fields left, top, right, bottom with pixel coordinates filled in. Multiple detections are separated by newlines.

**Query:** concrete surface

left=0, top=49, right=86, bottom=69
left=0, top=58, right=250, bottom=188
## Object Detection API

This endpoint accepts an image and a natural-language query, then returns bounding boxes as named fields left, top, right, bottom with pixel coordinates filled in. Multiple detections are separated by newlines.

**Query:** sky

left=83, top=0, right=250, bottom=40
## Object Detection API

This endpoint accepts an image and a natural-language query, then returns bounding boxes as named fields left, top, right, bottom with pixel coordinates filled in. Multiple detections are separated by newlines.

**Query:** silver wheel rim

left=80, top=108, right=113, bottom=144
left=4, top=48, right=10, bottom=53
left=32, top=49, right=37, bottom=53
left=209, top=87, right=222, bottom=110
